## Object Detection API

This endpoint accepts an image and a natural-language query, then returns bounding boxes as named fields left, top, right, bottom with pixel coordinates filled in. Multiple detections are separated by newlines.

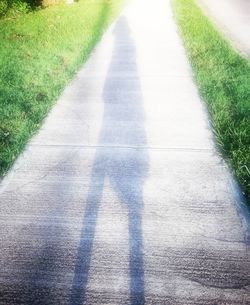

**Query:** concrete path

left=199, top=0, right=250, bottom=56
left=0, top=0, right=249, bottom=304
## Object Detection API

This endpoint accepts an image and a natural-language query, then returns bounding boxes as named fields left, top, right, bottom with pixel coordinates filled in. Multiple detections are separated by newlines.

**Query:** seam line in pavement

left=27, top=144, right=213, bottom=152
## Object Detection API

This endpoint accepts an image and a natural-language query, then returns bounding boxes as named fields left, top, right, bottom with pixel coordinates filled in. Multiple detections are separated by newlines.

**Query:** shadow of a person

left=70, top=16, right=148, bottom=305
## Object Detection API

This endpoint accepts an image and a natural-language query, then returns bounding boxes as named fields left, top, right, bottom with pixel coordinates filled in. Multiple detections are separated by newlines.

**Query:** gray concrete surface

left=199, top=0, right=250, bottom=56
left=0, top=0, right=249, bottom=304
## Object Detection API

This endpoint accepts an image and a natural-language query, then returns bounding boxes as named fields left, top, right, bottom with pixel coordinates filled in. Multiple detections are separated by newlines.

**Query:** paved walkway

left=199, top=0, right=250, bottom=56
left=0, top=0, right=249, bottom=304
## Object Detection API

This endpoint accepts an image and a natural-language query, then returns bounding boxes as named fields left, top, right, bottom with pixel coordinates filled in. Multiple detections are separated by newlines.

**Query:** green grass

left=0, top=0, right=33, bottom=19
left=172, top=0, right=250, bottom=201
left=0, top=0, right=124, bottom=176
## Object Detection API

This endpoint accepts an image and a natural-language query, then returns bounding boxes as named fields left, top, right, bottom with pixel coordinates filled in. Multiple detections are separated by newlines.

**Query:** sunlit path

left=0, top=0, right=249, bottom=304
left=199, top=0, right=250, bottom=56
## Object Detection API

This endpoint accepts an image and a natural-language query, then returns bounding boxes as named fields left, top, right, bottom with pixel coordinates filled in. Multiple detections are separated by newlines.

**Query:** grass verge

left=0, top=1, right=33, bottom=19
left=0, top=0, right=124, bottom=176
left=172, top=0, right=250, bottom=201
